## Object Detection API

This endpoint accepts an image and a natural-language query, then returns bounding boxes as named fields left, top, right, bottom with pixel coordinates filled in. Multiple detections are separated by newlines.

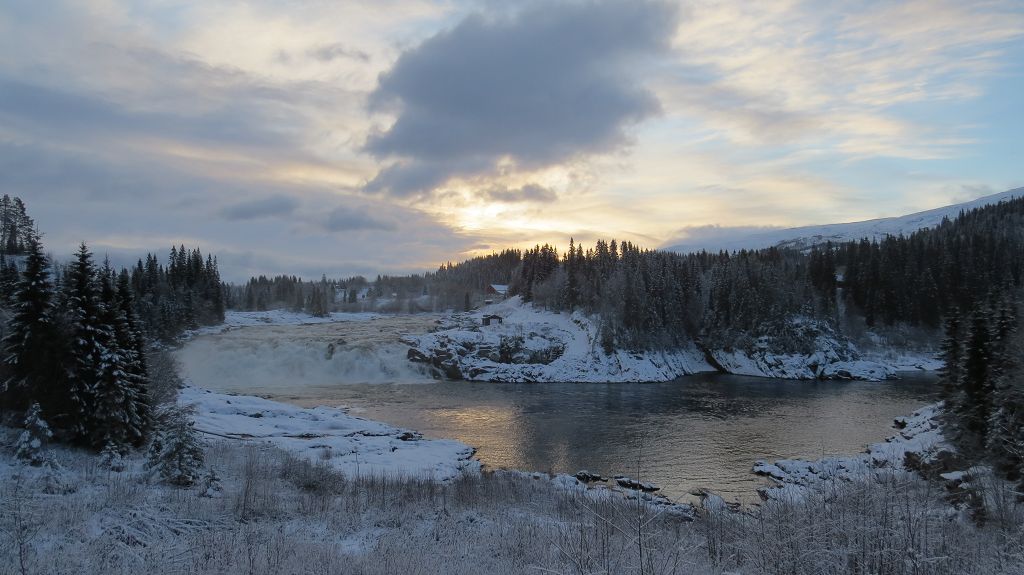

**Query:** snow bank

left=753, top=403, right=948, bottom=501
left=405, top=297, right=713, bottom=383
left=406, top=298, right=904, bottom=382
left=180, top=386, right=478, bottom=481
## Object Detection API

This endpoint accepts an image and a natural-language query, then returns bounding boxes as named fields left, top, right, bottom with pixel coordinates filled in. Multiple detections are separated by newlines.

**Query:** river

left=177, top=315, right=941, bottom=503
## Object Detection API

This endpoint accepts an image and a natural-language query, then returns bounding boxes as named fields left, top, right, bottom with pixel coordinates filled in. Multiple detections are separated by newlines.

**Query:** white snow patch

left=180, top=386, right=478, bottom=481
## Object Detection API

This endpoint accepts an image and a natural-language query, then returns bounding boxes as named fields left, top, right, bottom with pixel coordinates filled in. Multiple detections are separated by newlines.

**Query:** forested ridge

left=237, top=196, right=1024, bottom=354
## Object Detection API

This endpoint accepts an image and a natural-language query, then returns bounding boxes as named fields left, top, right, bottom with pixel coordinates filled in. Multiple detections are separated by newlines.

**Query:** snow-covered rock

left=753, top=403, right=949, bottom=501
left=406, top=298, right=905, bottom=382
left=404, top=297, right=713, bottom=383
left=180, top=386, right=478, bottom=481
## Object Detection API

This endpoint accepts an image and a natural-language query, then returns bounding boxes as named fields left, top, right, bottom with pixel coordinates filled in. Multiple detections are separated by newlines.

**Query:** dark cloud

left=481, top=183, right=557, bottom=203
left=364, top=0, right=677, bottom=196
left=323, top=205, right=397, bottom=232
left=220, top=195, right=299, bottom=221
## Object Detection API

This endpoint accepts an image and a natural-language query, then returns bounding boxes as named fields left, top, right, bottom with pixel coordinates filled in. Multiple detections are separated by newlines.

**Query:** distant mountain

left=665, top=187, right=1024, bottom=254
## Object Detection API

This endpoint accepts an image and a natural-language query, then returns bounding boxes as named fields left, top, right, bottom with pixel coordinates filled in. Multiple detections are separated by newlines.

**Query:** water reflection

left=287, top=374, right=940, bottom=503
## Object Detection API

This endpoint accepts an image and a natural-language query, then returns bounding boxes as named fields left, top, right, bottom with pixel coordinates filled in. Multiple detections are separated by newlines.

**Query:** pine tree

left=986, top=323, right=1024, bottom=483
left=959, top=308, right=994, bottom=447
left=99, top=441, right=126, bottom=472
left=84, top=262, right=149, bottom=448
left=2, top=235, right=65, bottom=416
left=147, top=405, right=204, bottom=486
left=116, top=270, right=152, bottom=445
left=939, top=310, right=963, bottom=406
left=63, top=243, right=110, bottom=445
left=15, top=402, right=52, bottom=466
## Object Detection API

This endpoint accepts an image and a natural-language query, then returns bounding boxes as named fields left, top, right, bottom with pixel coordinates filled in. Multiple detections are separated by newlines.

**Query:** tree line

left=1, top=196, right=225, bottom=464
left=939, top=295, right=1023, bottom=495
left=2, top=238, right=151, bottom=449
left=0, top=194, right=35, bottom=255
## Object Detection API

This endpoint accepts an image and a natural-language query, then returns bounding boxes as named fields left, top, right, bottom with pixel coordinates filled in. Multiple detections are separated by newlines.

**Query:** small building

left=482, top=314, right=504, bottom=326
left=487, top=284, right=509, bottom=298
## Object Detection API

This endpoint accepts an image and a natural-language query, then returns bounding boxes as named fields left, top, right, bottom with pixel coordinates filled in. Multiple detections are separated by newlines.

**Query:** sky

left=1, top=0, right=1022, bottom=282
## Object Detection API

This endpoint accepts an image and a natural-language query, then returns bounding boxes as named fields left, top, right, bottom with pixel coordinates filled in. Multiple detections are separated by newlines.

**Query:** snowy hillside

left=404, top=298, right=904, bottom=382
left=666, top=187, right=1024, bottom=254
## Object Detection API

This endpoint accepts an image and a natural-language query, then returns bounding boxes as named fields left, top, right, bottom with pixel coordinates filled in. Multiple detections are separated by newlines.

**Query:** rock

left=407, top=348, right=431, bottom=363
left=397, top=431, right=421, bottom=441
left=441, top=361, right=464, bottom=380
left=574, top=470, right=606, bottom=483
left=613, top=475, right=660, bottom=492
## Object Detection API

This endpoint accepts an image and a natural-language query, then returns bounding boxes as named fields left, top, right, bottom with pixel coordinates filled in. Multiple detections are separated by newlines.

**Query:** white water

left=176, top=316, right=436, bottom=399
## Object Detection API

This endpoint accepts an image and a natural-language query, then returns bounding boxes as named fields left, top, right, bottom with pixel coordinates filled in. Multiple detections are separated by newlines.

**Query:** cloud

left=481, top=183, right=557, bottom=203
left=660, top=0, right=1024, bottom=156
left=363, top=0, right=678, bottom=197
left=220, top=195, right=299, bottom=221
left=307, top=43, right=370, bottom=63
left=323, top=205, right=397, bottom=232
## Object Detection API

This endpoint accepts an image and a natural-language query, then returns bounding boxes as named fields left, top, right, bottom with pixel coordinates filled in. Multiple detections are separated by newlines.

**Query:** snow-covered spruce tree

left=939, top=309, right=963, bottom=408
left=116, top=269, right=152, bottom=442
left=83, top=262, right=148, bottom=448
left=99, top=441, right=126, bottom=472
left=15, top=402, right=52, bottom=466
left=2, top=234, right=66, bottom=417
left=986, top=306, right=1024, bottom=485
left=63, top=243, right=120, bottom=447
left=957, top=307, right=994, bottom=448
left=147, top=404, right=204, bottom=486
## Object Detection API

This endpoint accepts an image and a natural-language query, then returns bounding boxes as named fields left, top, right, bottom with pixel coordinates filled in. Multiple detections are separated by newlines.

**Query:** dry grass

left=1, top=434, right=1022, bottom=575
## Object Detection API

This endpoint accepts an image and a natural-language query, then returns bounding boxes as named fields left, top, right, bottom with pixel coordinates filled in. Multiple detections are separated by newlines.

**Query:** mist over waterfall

left=176, top=317, right=437, bottom=397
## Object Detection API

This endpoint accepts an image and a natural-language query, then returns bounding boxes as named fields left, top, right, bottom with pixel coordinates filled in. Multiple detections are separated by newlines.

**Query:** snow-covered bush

left=146, top=404, right=204, bottom=486
left=40, top=458, right=75, bottom=494
left=99, top=441, right=126, bottom=472
left=197, top=467, right=222, bottom=498
left=15, top=402, right=51, bottom=466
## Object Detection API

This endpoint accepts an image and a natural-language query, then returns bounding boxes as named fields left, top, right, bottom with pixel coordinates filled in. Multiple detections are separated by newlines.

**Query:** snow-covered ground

left=753, top=403, right=949, bottom=501
left=4, top=402, right=1020, bottom=574
left=180, top=386, right=477, bottom=481
left=405, top=297, right=911, bottom=382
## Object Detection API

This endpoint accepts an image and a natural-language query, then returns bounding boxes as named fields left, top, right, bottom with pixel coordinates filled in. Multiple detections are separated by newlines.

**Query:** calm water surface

left=278, top=374, right=940, bottom=502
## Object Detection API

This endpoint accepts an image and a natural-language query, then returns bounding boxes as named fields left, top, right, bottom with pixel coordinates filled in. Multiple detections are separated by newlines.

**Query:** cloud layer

left=0, top=0, right=1021, bottom=281
left=364, top=0, right=678, bottom=197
